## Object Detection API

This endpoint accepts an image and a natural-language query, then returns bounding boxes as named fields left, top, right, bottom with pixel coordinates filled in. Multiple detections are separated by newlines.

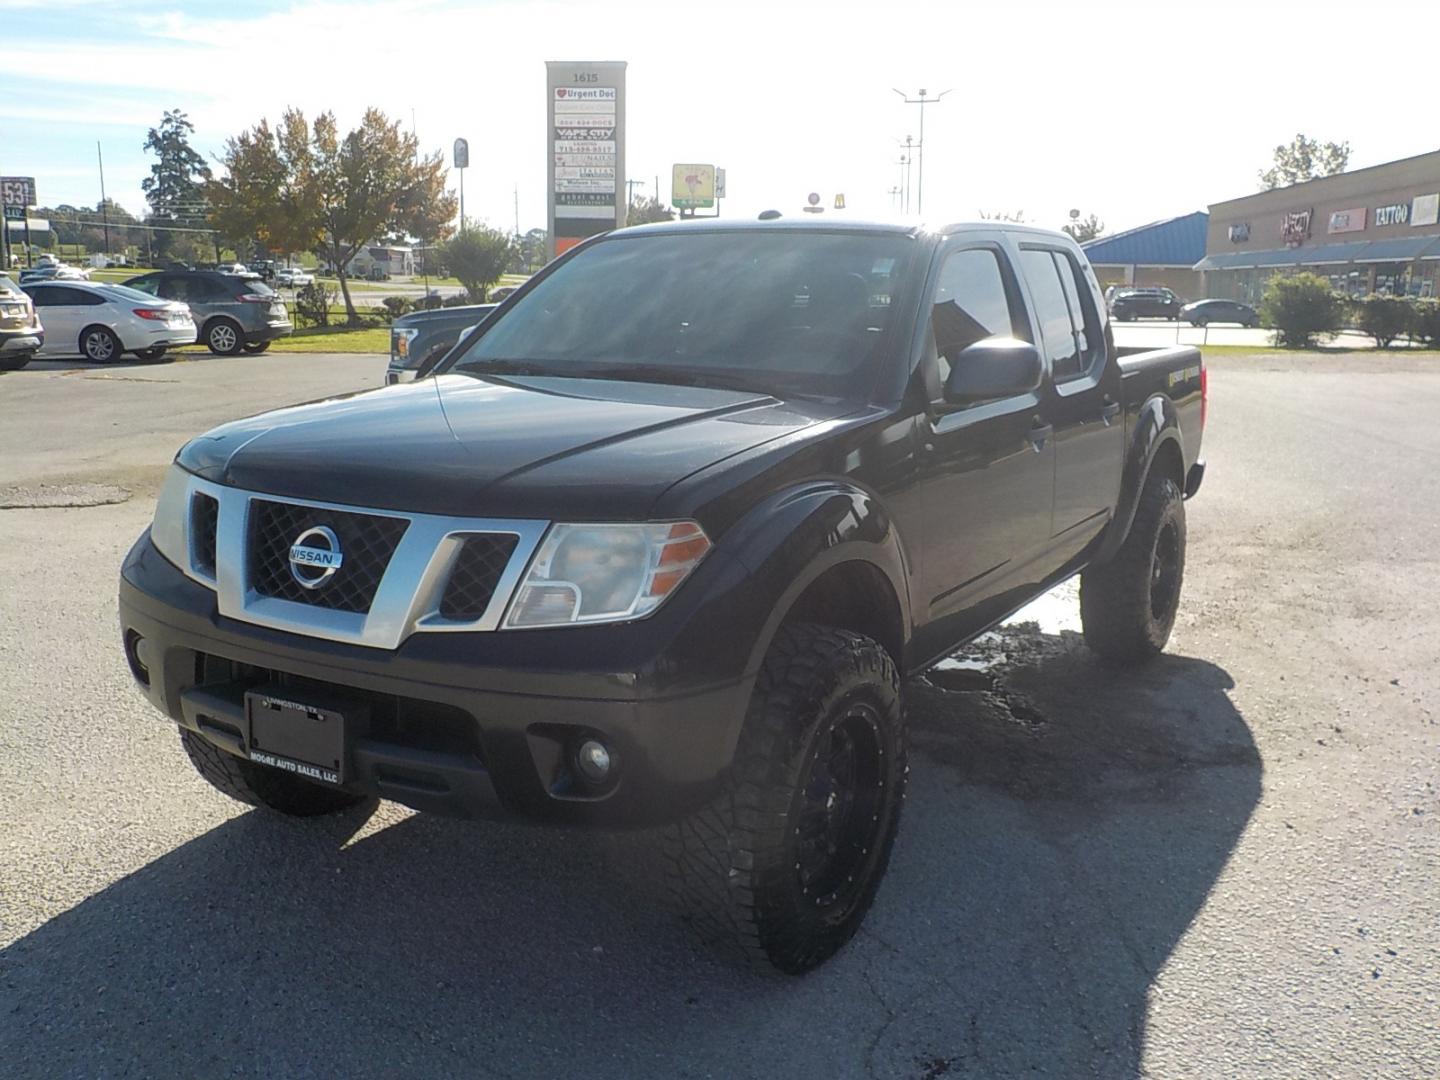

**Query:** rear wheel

left=180, top=728, right=372, bottom=816
left=665, top=623, right=908, bottom=974
left=1080, top=469, right=1186, bottom=663
left=204, top=318, right=244, bottom=355
left=79, top=325, right=120, bottom=363
left=242, top=340, right=271, bottom=354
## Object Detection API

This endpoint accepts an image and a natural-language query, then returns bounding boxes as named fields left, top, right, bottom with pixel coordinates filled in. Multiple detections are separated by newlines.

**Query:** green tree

left=1259, top=134, right=1350, bottom=191
left=626, top=195, right=674, bottom=227
left=141, top=110, right=212, bottom=259
left=1258, top=272, right=1345, bottom=347
left=209, top=107, right=457, bottom=323
left=978, top=209, right=1025, bottom=222
left=518, top=227, right=547, bottom=272
left=442, top=222, right=515, bottom=302
left=1352, top=294, right=1413, bottom=348
left=310, top=109, right=456, bottom=322
left=1062, top=212, right=1104, bottom=244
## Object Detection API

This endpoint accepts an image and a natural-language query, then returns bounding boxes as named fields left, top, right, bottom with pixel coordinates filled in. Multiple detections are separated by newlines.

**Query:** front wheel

left=1080, top=469, right=1186, bottom=663
left=665, top=623, right=908, bottom=974
left=179, top=728, right=374, bottom=816
left=243, top=340, right=271, bottom=354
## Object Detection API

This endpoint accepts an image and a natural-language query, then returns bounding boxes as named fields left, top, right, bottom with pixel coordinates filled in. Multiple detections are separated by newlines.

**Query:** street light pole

left=96, top=141, right=112, bottom=257
left=893, top=88, right=951, bottom=216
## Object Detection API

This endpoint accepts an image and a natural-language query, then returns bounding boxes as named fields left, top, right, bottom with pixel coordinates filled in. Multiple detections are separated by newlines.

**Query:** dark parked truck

left=119, top=219, right=1205, bottom=973
left=387, top=302, right=498, bottom=385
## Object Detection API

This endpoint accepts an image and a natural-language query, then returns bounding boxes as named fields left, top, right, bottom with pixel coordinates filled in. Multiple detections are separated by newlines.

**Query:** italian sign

left=1, top=176, right=36, bottom=208
left=1280, top=209, right=1312, bottom=246
left=672, top=164, right=715, bottom=209
left=547, top=62, right=626, bottom=258
left=1410, top=193, right=1439, bottom=228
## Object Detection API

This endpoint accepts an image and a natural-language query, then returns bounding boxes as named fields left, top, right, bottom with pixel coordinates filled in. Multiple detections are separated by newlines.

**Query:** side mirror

left=942, top=337, right=1043, bottom=406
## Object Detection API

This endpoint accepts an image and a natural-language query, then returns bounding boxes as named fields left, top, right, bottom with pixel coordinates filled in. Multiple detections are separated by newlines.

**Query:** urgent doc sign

left=547, top=62, right=627, bottom=260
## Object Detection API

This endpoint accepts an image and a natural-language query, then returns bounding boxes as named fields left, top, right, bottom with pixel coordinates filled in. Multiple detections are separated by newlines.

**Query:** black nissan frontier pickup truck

left=119, top=218, right=1205, bottom=973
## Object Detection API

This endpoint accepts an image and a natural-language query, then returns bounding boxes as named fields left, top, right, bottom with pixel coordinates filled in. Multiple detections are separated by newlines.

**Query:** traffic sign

left=714, top=168, right=726, bottom=200
left=453, top=138, right=469, bottom=170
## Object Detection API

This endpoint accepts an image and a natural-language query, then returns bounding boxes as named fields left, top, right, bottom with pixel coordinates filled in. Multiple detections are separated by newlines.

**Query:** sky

left=2, top=0, right=1440, bottom=240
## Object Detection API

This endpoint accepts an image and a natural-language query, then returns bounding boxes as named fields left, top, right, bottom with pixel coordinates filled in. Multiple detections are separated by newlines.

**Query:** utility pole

left=97, top=141, right=112, bottom=257
left=625, top=178, right=645, bottom=206
left=893, top=88, right=950, bottom=215
left=514, top=184, right=520, bottom=240
left=887, top=185, right=903, bottom=211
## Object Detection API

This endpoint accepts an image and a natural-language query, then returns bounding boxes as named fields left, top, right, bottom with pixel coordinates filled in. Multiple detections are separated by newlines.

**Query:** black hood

left=178, top=373, right=850, bottom=521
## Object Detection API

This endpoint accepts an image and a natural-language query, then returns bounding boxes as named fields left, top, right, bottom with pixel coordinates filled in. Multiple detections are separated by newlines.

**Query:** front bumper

left=119, top=534, right=750, bottom=825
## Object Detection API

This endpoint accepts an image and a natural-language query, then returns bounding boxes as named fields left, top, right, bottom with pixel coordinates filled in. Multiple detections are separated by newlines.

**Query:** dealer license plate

left=244, top=688, right=352, bottom=785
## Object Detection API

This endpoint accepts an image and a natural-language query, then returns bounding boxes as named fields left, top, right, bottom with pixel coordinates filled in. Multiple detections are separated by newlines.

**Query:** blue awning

left=1196, top=237, right=1440, bottom=271
left=1360, top=237, right=1440, bottom=262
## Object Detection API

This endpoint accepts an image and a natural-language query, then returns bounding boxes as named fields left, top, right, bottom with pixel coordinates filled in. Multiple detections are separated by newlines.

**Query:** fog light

left=123, top=630, right=151, bottom=687
left=575, top=739, right=612, bottom=784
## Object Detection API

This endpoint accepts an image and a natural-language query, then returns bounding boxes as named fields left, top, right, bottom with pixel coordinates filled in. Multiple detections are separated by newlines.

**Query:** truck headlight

left=150, top=464, right=192, bottom=570
left=503, top=522, right=711, bottom=629
left=392, top=327, right=418, bottom=361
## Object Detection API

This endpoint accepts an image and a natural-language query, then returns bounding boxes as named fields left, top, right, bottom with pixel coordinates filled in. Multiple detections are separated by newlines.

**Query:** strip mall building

left=1197, top=149, right=1440, bottom=302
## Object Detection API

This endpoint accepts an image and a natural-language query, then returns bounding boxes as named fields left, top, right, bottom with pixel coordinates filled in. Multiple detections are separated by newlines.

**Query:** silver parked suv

left=124, top=270, right=293, bottom=354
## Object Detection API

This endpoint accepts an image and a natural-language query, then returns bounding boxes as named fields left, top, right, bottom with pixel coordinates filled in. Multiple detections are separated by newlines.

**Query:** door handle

left=1100, top=401, right=1121, bottom=425
left=1029, top=419, right=1053, bottom=452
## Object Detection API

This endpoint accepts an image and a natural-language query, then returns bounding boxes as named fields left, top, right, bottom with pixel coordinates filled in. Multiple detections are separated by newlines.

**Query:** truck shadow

left=0, top=628, right=1258, bottom=1079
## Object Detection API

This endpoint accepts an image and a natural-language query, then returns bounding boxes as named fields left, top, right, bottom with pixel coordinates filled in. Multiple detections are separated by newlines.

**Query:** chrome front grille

left=175, top=478, right=547, bottom=649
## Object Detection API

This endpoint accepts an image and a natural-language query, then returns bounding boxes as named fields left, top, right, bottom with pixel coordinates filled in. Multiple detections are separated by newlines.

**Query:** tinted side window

left=198, top=277, right=235, bottom=302
left=931, top=247, right=1021, bottom=382
left=46, top=286, right=101, bottom=306
left=26, top=285, right=56, bottom=307
left=1018, top=248, right=1079, bottom=378
left=1052, top=254, right=1090, bottom=379
left=155, top=277, right=186, bottom=301
left=126, top=277, right=160, bottom=296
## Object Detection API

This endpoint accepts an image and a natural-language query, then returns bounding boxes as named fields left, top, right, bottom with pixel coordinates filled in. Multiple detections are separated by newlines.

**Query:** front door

left=1016, top=245, right=1123, bottom=556
left=911, top=240, right=1056, bottom=655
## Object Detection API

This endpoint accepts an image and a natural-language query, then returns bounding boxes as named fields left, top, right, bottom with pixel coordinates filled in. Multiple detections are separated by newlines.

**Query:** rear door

left=1016, top=245, right=1123, bottom=554
left=912, top=239, right=1055, bottom=641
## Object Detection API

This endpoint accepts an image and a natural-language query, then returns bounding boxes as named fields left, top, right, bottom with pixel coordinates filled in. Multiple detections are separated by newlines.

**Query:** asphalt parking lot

left=2, top=350, right=1437, bottom=1078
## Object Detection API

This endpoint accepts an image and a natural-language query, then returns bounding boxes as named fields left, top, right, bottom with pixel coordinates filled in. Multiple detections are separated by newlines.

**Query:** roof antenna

left=758, top=209, right=782, bottom=220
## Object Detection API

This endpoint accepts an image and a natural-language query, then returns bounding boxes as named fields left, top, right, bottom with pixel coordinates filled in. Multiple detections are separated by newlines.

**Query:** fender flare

left=718, top=480, right=914, bottom=679
left=1093, top=392, right=1185, bottom=566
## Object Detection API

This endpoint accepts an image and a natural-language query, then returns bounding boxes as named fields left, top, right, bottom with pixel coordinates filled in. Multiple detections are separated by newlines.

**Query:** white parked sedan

left=275, top=267, right=315, bottom=287
left=22, top=281, right=196, bottom=362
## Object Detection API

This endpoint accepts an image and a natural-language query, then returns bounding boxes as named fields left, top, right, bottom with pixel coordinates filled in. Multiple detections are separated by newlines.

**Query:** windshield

left=448, top=230, right=915, bottom=398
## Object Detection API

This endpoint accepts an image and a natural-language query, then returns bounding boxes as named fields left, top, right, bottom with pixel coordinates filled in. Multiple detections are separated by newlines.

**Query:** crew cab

left=119, top=219, right=1205, bottom=974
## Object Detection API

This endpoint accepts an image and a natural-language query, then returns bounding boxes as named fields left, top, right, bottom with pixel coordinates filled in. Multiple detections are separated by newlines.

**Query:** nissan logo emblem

left=288, top=525, right=344, bottom=589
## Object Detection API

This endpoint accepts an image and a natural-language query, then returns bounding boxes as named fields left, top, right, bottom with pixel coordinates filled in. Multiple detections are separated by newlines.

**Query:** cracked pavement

left=1, top=350, right=1437, bottom=1078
